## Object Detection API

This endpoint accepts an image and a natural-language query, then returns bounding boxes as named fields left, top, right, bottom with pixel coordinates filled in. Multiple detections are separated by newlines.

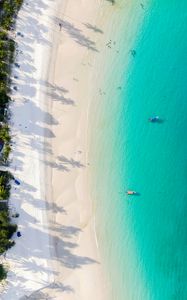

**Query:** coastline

left=0, top=0, right=147, bottom=299
left=1, top=0, right=116, bottom=299
left=2, top=1, right=187, bottom=300
left=88, top=2, right=147, bottom=299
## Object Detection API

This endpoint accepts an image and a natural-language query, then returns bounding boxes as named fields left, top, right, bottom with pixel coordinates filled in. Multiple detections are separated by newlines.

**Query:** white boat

left=126, top=190, right=137, bottom=195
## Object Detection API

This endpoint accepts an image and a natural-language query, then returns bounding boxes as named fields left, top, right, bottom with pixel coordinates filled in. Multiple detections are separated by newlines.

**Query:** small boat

left=126, top=190, right=137, bottom=195
left=149, top=116, right=159, bottom=122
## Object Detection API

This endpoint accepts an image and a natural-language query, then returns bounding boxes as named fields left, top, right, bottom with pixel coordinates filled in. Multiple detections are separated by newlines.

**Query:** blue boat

left=149, top=116, right=159, bottom=122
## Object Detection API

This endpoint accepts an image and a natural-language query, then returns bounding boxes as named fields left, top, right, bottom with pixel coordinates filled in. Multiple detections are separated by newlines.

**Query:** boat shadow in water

left=148, top=118, right=165, bottom=124
left=130, top=192, right=141, bottom=196
left=126, top=191, right=141, bottom=196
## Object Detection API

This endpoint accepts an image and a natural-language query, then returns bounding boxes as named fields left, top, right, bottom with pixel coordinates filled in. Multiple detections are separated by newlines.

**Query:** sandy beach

left=0, top=0, right=115, bottom=299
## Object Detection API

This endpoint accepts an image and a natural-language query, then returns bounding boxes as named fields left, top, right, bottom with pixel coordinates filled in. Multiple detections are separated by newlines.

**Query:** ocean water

left=89, top=1, right=187, bottom=300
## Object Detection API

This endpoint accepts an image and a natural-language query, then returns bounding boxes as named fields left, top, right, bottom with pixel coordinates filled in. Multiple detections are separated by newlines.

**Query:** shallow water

left=90, top=1, right=187, bottom=299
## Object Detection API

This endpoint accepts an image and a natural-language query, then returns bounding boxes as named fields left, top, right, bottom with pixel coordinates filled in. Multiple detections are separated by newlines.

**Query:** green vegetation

left=0, top=210, right=17, bottom=254
left=0, top=0, right=21, bottom=123
left=0, top=0, right=23, bottom=30
left=0, top=172, right=16, bottom=254
left=0, top=264, right=7, bottom=281
left=0, top=0, right=23, bottom=155
left=0, top=124, right=12, bottom=163
left=0, top=34, right=15, bottom=123
left=0, top=0, right=23, bottom=281
left=0, top=171, right=13, bottom=200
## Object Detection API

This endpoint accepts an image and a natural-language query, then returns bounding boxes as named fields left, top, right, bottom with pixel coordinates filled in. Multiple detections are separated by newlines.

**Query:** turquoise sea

left=90, top=1, right=187, bottom=299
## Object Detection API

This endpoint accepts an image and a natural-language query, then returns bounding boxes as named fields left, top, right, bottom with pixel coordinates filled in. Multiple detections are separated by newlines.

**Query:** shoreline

left=0, top=0, right=144, bottom=298
left=0, top=0, right=142, bottom=299
left=87, top=2, right=146, bottom=298
left=1, top=0, right=113, bottom=298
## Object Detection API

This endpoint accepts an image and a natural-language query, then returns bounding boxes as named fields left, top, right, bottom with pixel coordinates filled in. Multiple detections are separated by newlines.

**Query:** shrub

left=0, top=186, right=8, bottom=200
left=0, top=264, right=7, bottom=281
left=0, top=210, right=17, bottom=254
left=0, top=171, right=13, bottom=199
left=0, top=31, right=8, bottom=41
left=0, top=124, right=11, bottom=143
left=0, top=0, right=23, bottom=278
left=3, top=143, right=11, bottom=162
left=0, top=70, right=8, bottom=81
left=7, top=224, right=17, bottom=238
left=9, top=39, right=15, bottom=54
left=0, top=124, right=11, bottom=162
left=1, top=0, right=23, bottom=30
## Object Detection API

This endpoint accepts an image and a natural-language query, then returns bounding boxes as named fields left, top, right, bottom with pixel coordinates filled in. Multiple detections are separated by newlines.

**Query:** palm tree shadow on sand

left=52, top=16, right=99, bottom=52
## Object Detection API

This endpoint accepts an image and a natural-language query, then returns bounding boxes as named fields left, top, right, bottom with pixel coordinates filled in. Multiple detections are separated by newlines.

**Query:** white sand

left=0, top=0, right=118, bottom=299
left=0, top=1, right=56, bottom=298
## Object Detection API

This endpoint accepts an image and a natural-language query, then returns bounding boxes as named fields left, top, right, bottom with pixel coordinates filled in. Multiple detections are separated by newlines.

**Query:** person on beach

left=59, top=23, right=62, bottom=31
